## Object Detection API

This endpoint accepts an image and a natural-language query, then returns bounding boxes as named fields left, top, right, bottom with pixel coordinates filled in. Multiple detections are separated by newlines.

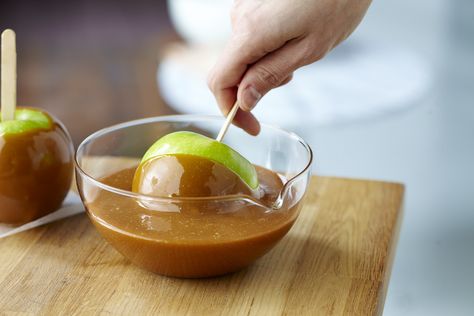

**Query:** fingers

left=207, top=30, right=290, bottom=120
left=209, top=37, right=301, bottom=135
left=232, top=108, right=261, bottom=136
left=213, top=73, right=291, bottom=136
left=237, top=39, right=308, bottom=111
left=215, top=89, right=261, bottom=135
left=207, top=5, right=306, bottom=135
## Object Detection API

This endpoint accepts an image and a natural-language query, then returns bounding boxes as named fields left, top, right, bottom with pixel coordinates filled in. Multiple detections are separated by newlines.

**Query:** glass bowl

left=75, top=115, right=313, bottom=278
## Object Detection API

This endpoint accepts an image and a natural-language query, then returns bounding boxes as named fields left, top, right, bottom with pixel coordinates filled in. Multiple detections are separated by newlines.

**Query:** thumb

left=237, top=40, right=305, bottom=111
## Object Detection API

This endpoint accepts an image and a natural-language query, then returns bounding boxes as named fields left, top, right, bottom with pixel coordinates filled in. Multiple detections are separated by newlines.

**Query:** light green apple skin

left=0, top=108, right=52, bottom=135
left=141, top=131, right=259, bottom=190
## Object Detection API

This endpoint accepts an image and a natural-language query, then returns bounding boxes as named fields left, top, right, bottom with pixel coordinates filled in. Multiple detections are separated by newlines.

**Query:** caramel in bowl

left=75, top=115, right=312, bottom=278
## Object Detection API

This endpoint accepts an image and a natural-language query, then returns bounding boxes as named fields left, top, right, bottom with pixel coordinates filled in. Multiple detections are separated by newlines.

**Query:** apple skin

left=139, top=131, right=259, bottom=190
left=0, top=108, right=50, bottom=134
left=0, top=107, right=74, bottom=224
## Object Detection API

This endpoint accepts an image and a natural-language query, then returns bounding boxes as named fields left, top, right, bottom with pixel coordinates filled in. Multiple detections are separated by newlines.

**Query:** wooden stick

left=216, top=101, right=239, bottom=142
left=1, top=29, right=17, bottom=122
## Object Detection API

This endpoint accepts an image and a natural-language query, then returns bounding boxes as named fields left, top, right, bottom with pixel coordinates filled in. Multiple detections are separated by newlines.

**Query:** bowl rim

left=74, top=114, right=313, bottom=207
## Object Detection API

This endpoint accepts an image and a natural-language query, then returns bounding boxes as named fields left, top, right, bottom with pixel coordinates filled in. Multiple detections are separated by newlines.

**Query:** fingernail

left=242, top=86, right=261, bottom=111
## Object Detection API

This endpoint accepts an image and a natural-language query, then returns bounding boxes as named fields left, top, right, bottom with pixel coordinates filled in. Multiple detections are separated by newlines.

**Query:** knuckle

left=283, top=73, right=293, bottom=84
left=301, top=44, right=317, bottom=64
left=298, top=39, right=321, bottom=65
left=206, top=72, right=218, bottom=92
left=254, top=66, right=282, bottom=87
left=230, top=31, right=258, bottom=61
left=310, top=50, right=324, bottom=63
left=314, top=45, right=331, bottom=61
left=231, top=31, right=250, bottom=48
left=233, top=20, right=253, bottom=41
left=231, top=4, right=260, bottom=37
left=300, top=42, right=329, bottom=65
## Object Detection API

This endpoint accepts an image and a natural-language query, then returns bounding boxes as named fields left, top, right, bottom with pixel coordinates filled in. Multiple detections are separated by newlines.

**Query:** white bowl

left=167, top=0, right=233, bottom=45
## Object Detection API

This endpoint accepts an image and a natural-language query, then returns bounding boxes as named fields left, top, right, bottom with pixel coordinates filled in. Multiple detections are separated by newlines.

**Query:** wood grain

left=0, top=176, right=403, bottom=315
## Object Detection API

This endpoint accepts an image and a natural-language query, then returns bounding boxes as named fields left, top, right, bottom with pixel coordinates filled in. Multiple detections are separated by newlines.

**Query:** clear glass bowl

left=75, top=115, right=313, bottom=278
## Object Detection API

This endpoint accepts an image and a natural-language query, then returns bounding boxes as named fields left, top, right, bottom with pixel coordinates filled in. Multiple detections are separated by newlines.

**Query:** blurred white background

left=163, top=0, right=474, bottom=314
left=349, top=1, right=474, bottom=315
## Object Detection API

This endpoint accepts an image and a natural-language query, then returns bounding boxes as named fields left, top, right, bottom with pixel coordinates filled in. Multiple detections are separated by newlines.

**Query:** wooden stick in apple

left=1, top=29, right=17, bottom=122
left=216, top=101, right=239, bottom=142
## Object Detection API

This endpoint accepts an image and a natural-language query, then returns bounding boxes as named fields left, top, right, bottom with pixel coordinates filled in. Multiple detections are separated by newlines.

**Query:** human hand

left=208, top=0, right=372, bottom=134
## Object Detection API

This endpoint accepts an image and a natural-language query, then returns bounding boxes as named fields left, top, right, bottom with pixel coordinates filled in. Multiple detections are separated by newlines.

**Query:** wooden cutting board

left=0, top=176, right=403, bottom=315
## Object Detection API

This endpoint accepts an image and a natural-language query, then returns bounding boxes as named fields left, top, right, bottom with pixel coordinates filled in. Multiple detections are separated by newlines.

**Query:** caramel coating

left=86, top=163, right=299, bottom=278
left=0, top=116, right=73, bottom=224
left=132, top=154, right=252, bottom=197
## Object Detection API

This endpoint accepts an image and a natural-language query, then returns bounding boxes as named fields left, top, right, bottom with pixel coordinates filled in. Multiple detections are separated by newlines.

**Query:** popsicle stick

left=1, top=29, right=17, bottom=122
left=216, top=101, right=239, bottom=142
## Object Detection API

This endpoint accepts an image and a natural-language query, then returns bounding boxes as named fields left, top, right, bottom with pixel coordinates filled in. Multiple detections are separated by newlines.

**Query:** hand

left=208, top=0, right=372, bottom=135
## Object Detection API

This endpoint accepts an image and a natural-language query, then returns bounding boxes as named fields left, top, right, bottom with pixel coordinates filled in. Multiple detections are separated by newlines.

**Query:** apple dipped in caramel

left=132, top=131, right=259, bottom=198
left=0, top=108, right=74, bottom=224
left=133, top=154, right=253, bottom=198
left=86, top=130, right=299, bottom=277
left=0, top=30, right=74, bottom=224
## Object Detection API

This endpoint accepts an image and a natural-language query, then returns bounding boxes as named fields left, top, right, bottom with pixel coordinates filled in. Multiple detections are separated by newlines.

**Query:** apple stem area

left=1, top=29, right=17, bottom=122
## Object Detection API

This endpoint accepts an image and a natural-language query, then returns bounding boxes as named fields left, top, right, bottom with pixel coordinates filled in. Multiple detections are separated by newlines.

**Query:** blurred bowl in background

left=168, top=0, right=232, bottom=45
left=157, top=41, right=431, bottom=133
left=163, top=1, right=431, bottom=133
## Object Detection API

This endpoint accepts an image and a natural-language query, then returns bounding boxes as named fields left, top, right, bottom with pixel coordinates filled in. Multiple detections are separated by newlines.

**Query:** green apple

left=140, top=131, right=259, bottom=190
left=0, top=106, right=73, bottom=224
left=0, top=108, right=52, bottom=135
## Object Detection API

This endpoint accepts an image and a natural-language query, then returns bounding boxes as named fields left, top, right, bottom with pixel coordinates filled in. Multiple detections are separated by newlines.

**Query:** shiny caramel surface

left=132, top=154, right=253, bottom=197
left=0, top=119, right=73, bottom=224
left=86, top=161, right=302, bottom=277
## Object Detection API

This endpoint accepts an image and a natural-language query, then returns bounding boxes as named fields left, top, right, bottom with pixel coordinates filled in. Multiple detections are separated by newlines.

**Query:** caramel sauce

left=86, top=156, right=302, bottom=278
